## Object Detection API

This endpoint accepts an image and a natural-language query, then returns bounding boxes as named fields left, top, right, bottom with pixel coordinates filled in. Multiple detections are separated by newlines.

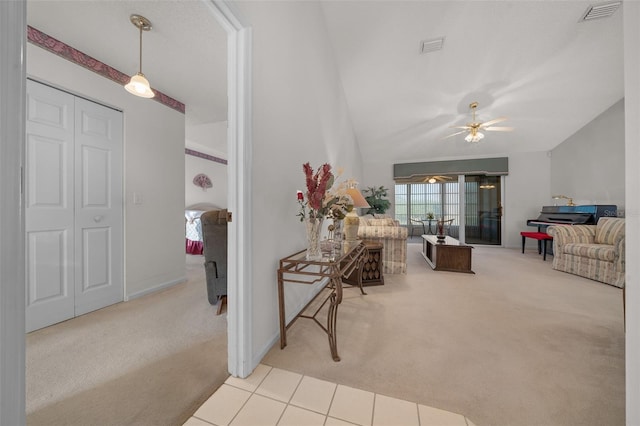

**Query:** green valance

left=393, top=157, right=508, bottom=183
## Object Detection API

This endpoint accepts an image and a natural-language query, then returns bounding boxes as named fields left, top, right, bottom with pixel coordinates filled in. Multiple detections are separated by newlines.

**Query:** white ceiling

left=27, top=1, right=624, bottom=164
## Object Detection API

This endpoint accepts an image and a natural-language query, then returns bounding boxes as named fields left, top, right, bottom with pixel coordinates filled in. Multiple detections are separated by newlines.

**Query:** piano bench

left=520, top=231, right=553, bottom=261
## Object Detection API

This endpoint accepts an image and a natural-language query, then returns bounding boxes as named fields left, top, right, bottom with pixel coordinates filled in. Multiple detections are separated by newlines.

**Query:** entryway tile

left=193, top=384, right=251, bottom=426
left=289, top=375, right=337, bottom=414
left=328, top=384, right=374, bottom=425
left=183, top=417, right=213, bottom=426
left=255, top=367, right=302, bottom=403
left=229, top=393, right=286, bottom=426
left=418, top=404, right=467, bottom=426
left=325, top=417, right=359, bottom=426
left=277, top=405, right=326, bottom=426
left=225, top=363, right=272, bottom=392
left=373, top=394, right=419, bottom=426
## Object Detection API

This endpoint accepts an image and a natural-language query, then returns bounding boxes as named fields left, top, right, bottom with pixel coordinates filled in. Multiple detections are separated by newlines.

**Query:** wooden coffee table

left=421, top=235, right=474, bottom=274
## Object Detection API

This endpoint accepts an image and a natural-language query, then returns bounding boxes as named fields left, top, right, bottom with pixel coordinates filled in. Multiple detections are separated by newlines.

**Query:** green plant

left=362, top=186, right=391, bottom=215
left=426, top=212, right=435, bottom=220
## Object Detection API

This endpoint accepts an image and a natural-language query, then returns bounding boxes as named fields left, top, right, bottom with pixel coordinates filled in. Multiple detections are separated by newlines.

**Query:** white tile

left=328, top=384, right=374, bottom=426
left=290, top=375, right=337, bottom=414
left=230, top=393, right=286, bottom=426
left=277, top=405, right=326, bottom=426
left=372, top=394, right=419, bottom=426
left=255, top=367, right=303, bottom=403
left=225, top=363, right=272, bottom=392
left=194, top=384, right=251, bottom=426
left=183, top=417, right=214, bottom=426
left=325, top=417, right=359, bottom=426
left=418, top=405, right=467, bottom=426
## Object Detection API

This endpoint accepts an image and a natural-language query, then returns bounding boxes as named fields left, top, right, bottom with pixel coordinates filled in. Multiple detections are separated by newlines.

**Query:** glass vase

left=305, top=217, right=324, bottom=261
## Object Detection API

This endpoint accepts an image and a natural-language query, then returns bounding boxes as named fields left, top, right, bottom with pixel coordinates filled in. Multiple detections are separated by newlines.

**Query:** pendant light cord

left=138, top=24, right=143, bottom=74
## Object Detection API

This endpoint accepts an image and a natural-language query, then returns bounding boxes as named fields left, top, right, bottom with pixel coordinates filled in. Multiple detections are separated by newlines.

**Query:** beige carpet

left=26, top=254, right=229, bottom=426
left=263, top=242, right=625, bottom=426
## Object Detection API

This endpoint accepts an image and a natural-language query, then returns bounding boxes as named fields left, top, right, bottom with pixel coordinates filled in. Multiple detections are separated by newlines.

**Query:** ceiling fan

left=445, top=102, right=514, bottom=142
left=422, top=175, right=453, bottom=184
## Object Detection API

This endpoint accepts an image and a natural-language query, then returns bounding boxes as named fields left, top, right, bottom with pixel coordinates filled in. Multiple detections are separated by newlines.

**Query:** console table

left=421, top=235, right=474, bottom=274
left=277, top=241, right=367, bottom=361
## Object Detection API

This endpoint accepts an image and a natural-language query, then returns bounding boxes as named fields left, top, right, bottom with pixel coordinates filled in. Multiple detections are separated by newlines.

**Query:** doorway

left=464, top=175, right=502, bottom=245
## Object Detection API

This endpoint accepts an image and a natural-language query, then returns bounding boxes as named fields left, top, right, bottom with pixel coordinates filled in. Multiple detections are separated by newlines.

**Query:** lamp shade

left=125, top=73, right=155, bottom=98
left=346, top=188, right=370, bottom=209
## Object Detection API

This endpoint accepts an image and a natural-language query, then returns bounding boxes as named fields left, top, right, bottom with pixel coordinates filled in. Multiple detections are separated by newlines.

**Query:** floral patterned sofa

left=547, top=217, right=625, bottom=288
left=357, top=214, right=408, bottom=274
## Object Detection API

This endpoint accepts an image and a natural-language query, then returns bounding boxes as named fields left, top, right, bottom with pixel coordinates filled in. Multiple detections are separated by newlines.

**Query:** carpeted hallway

left=262, top=242, right=625, bottom=426
left=26, top=254, right=229, bottom=426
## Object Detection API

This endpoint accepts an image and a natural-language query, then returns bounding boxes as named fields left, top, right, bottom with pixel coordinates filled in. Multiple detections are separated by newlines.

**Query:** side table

left=344, top=240, right=384, bottom=286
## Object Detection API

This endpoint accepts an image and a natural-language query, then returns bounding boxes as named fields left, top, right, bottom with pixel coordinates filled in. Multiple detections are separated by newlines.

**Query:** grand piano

left=527, top=204, right=618, bottom=232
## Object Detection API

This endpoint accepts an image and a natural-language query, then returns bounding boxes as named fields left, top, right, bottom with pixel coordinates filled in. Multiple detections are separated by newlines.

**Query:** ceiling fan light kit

left=125, top=14, right=155, bottom=99
left=446, top=101, right=513, bottom=143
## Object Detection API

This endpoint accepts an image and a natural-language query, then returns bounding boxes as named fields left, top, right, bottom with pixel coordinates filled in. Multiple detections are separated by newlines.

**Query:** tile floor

left=184, top=364, right=477, bottom=426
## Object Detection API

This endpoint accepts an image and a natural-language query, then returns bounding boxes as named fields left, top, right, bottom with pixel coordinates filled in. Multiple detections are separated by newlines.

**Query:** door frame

left=206, top=1, right=253, bottom=378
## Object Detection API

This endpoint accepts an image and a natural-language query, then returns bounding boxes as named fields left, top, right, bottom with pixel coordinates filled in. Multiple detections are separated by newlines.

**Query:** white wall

left=185, top=155, right=227, bottom=209
left=0, top=1, right=26, bottom=423
left=185, top=121, right=227, bottom=209
left=27, top=44, right=187, bottom=299
left=551, top=99, right=625, bottom=210
left=503, top=152, right=551, bottom=248
left=235, top=1, right=363, bottom=364
left=623, top=2, right=640, bottom=423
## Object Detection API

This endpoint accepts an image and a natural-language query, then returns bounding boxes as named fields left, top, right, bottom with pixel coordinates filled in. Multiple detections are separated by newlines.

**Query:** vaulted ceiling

left=27, top=1, right=624, bottom=164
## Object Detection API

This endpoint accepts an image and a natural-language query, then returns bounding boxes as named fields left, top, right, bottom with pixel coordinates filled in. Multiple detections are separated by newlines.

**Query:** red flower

left=302, top=162, right=333, bottom=216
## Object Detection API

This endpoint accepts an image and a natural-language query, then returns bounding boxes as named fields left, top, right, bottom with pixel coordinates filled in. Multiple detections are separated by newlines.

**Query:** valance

left=393, top=157, right=508, bottom=182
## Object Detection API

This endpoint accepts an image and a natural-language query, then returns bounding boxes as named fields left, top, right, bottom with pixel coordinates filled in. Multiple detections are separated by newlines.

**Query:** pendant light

left=125, top=14, right=155, bottom=98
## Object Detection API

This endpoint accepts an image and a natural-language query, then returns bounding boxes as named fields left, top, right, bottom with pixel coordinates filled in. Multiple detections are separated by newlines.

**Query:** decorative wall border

left=185, top=148, right=227, bottom=165
left=27, top=26, right=185, bottom=114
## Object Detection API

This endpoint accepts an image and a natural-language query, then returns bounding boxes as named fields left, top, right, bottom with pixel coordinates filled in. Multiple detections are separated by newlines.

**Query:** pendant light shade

left=125, top=73, right=154, bottom=98
left=125, top=15, right=154, bottom=99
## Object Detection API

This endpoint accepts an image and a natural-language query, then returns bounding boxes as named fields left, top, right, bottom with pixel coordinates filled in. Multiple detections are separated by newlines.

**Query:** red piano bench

left=520, top=231, right=553, bottom=261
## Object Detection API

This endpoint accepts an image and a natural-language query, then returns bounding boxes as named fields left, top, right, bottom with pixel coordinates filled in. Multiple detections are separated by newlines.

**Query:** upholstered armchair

left=201, top=209, right=228, bottom=313
left=547, top=217, right=625, bottom=288
left=357, top=215, right=408, bottom=274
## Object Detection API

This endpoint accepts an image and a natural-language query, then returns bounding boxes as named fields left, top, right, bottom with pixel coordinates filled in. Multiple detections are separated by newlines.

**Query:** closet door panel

left=74, top=97, right=123, bottom=316
left=25, top=80, right=75, bottom=332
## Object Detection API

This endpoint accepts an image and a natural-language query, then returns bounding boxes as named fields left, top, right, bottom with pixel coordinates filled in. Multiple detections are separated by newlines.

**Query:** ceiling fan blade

left=449, top=125, right=472, bottom=130
left=479, top=117, right=508, bottom=127
left=443, top=130, right=468, bottom=139
left=485, top=126, right=514, bottom=132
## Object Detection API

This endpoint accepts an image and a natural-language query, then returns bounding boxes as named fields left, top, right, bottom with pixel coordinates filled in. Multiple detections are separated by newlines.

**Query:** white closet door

left=73, top=97, right=123, bottom=316
left=25, top=80, right=76, bottom=332
left=25, top=80, right=124, bottom=332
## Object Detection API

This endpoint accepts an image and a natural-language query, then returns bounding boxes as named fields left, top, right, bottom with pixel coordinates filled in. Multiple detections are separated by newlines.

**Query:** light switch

left=133, top=192, right=143, bottom=205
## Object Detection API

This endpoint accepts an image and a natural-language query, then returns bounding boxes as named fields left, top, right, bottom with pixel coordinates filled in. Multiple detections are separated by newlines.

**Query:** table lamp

left=552, top=195, right=575, bottom=206
left=343, top=186, right=370, bottom=241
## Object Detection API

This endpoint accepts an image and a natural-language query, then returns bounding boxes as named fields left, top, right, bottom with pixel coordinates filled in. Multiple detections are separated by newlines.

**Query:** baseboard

left=126, top=277, right=187, bottom=301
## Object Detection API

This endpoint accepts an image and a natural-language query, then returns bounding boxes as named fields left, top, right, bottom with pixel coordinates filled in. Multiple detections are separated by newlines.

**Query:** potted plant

left=362, top=186, right=391, bottom=215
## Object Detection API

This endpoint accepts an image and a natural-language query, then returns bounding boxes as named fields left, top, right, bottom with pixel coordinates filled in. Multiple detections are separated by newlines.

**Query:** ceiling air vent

left=420, top=37, right=445, bottom=54
left=579, top=1, right=621, bottom=22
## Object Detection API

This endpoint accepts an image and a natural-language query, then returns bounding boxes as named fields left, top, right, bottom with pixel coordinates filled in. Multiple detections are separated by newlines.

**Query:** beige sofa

left=547, top=217, right=625, bottom=288
left=357, top=214, right=407, bottom=274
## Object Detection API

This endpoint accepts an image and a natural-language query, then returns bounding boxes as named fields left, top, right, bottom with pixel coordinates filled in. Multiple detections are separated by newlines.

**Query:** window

left=395, top=181, right=460, bottom=238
